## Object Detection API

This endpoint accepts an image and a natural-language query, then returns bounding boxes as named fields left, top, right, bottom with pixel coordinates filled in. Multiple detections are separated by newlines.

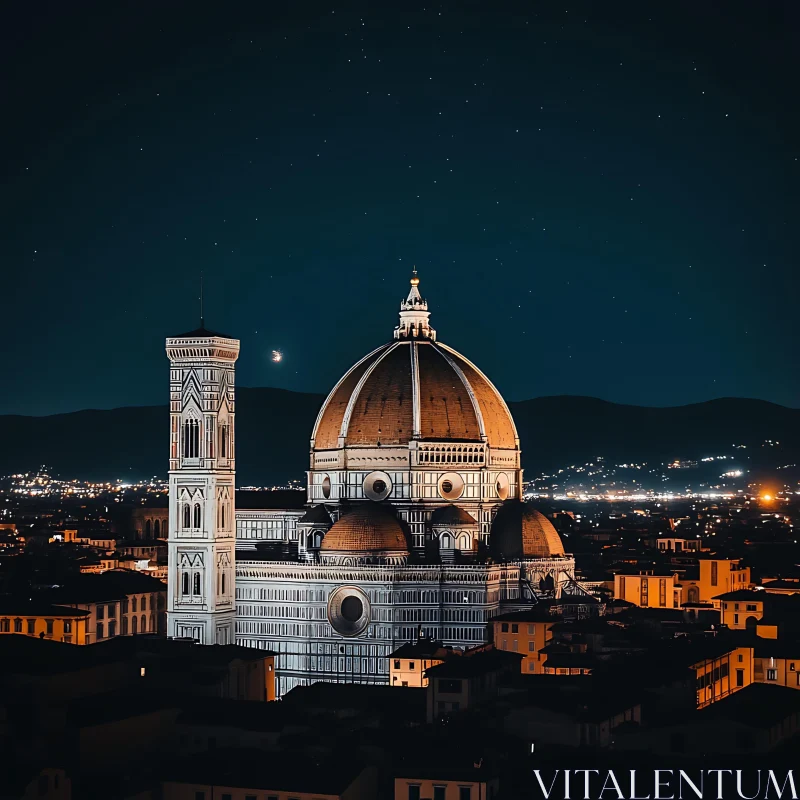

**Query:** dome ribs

left=312, top=338, right=519, bottom=454
left=312, top=345, right=388, bottom=450
left=416, top=342, right=480, bottom=441
left=437, top=343, right=518, bottom=451
left=345, top=343, right=413, bottom=446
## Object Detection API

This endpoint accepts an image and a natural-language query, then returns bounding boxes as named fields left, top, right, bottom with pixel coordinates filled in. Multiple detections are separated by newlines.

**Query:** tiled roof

left=312, top=339, right=518, bottom=451
left=490, top=501, right=565, bottom=559
left=321, top=504, right=409, bottom=553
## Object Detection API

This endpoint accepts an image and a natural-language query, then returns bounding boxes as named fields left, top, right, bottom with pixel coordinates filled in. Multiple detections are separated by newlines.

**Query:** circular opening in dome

left=441, top=480, right=453, bottom=494
left=321, top=475, right=331, bottom=499
left=496, top=472, right=510, bottom=500
left=341, top=595, right=363, bottom=623
left=372, top=479, right=387, bottom=495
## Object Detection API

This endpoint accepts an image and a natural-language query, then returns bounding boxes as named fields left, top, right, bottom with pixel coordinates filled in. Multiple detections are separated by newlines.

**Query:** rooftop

left=170, top=325, right=234, bottom=340
left=0, top=599, right=92, bottom=618
left=390, top=637, right=460, bottom=660
left=425, top=645, right=523, bottom=678
left=714, top=589, right=765, bottom=601
left=699, top=683, right=800, bottom=727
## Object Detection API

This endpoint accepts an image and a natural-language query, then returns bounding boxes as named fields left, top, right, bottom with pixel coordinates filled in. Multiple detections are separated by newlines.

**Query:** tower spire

left=394, top=267, right=436, bottom=341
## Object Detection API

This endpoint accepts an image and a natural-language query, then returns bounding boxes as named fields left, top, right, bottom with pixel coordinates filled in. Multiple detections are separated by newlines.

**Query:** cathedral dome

left=490, top=501, right=565, bottom=560
left=311, top=273, right=518, bottom=452
left=321, top=504, right=409, bottom=554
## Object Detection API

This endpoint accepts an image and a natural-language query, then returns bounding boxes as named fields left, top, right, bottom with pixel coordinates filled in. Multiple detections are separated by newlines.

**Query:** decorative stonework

left=166, top=328, right=239, bottom=645
left=164, top=274, right=587, bottom=695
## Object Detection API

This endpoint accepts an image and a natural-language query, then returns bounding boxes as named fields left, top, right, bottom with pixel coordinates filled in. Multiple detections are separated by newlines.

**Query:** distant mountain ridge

left=0, top=388, right=797, bottom=486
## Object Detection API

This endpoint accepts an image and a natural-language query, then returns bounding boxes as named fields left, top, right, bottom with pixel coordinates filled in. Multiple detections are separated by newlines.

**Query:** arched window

left=141, top=596, right=147, bottom=611
left=122, top=616, right=128, bottom=635
left=221, top=573, right=226, bottom=595
left=182, top=418, right=201, bottom=458
left=150, top=614, right=155, bottom=632
left=193, top=503, right=201, bottom=529
left=193, top=572, right=201, bottom=596
left=182, top=504, right=190, bottom=529
left=145, top=519, right=151, bottom=538
left=182, top=572, right=189, bottom=596
left=221, top=503, right=226, bottom=529
left=154, top=519, right=160, bottom=537
left=220, top=424, right=227, bottom=458
left=131, top=615, right=138, bottom=635
left=141, top=614, right=147, bottom=632
left=132, top=597, right=137, bottom=613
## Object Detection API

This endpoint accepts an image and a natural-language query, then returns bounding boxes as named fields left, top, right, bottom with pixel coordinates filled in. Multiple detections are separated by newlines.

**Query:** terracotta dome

left=321, top=504, right=409, bottom=554
left=490, top=501, right=565, bottom=560
left=311, top=339, right=518, bottom=451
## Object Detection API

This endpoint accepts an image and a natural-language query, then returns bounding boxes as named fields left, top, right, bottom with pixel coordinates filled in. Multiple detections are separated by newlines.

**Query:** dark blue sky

left=2, top=1, right=797, bottom=415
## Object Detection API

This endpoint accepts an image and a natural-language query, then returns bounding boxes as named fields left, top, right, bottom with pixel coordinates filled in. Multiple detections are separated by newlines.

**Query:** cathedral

left=165, top=272, right=578, bottom=696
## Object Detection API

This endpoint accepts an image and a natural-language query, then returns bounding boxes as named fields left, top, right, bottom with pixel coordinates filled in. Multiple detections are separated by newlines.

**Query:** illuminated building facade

left=165, top=327, right=239, bottom=645
left=0, top=603, right=90, bottom=644
left=167, top=274, right=580, bottom=695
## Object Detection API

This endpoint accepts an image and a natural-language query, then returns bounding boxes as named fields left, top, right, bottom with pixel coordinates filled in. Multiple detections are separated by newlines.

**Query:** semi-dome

left=311, top=272, right=518, bottom=452
left=321, top=504, right=409, bottom=555
left=490, top=501, right=565, bottom=560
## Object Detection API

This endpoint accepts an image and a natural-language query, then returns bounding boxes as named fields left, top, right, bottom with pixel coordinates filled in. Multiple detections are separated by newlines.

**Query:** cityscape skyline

left=2, top=4, right=800, bottom=795
left=2, top=0, right=798, bottom=416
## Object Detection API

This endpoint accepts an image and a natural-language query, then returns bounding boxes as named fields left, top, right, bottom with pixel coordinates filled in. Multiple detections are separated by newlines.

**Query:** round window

left=496, top=472, right=510, bottom=500
left=328, top=586, right=370, bottom=637
left=363, top=471, right=392, bottom=501
left=437, top=472, right=465, bottom=500
left=321, top=475, right=331, bottom=499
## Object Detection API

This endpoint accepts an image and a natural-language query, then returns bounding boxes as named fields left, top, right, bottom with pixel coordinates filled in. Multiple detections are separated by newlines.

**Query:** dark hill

left=0, top=389, right=797, bottom=486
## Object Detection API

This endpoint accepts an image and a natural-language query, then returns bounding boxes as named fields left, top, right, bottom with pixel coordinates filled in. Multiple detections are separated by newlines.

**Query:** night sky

left=2, top=1, right=797, bottom=416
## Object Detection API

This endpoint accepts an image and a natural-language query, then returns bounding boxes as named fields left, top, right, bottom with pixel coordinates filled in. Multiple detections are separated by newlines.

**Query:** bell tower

left=165, top=325, right=239, bottom=645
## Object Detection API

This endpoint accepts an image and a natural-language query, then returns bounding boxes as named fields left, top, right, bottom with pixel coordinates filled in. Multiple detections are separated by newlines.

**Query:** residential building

left=490, top=606, right=559, bottom=674
left=425, top=644, right=523, bottom=722
left=614, top=570, right=680, bottom=609
left=0, top=601, right=90, bottom=644
left=390, top=636, right=459, bottom=687
left=394, top=768, right=499, bottom=800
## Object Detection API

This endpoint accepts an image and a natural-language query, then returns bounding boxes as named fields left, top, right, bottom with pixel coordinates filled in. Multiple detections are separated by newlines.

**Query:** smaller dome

left=430, top=505, right=478, bottom=527
left=490, top=501, right=565, bottom=560
left=321, top=504, right=409, bottom=554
